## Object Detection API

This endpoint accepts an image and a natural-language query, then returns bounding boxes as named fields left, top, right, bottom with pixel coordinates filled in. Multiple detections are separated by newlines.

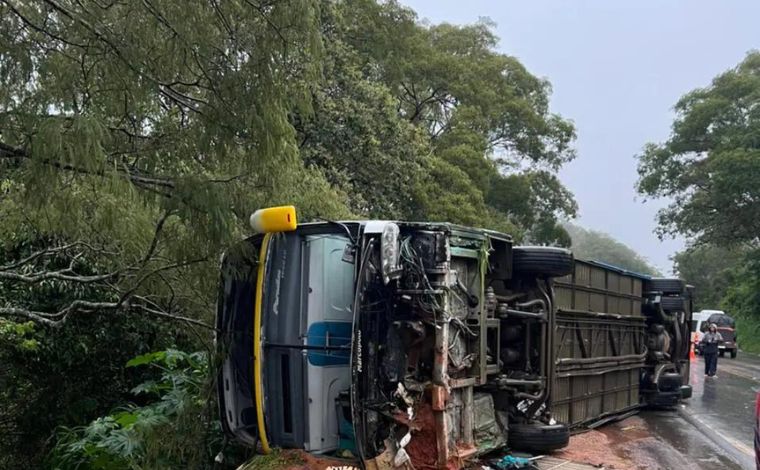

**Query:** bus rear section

left=552, top=261, right=648, bottom=427
left=550, top=262, right=693, bottom=422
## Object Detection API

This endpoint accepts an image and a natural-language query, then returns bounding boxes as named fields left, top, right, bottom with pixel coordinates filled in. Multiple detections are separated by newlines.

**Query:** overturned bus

left=216, top=208, right=692, bottom=469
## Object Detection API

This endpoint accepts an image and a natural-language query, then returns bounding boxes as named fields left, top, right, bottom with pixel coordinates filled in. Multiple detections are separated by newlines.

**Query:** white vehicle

left=691, top=309, right=723, bottom=353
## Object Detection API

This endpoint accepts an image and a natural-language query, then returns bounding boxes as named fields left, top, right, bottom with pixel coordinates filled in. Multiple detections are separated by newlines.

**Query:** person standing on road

left=700, top=323, right=723, bottom=378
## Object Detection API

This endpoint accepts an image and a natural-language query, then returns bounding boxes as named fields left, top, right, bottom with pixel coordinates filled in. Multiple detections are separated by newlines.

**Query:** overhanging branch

left=0, top=140, right=176, bottom=194
left=0, top=301, right=213, bottom=329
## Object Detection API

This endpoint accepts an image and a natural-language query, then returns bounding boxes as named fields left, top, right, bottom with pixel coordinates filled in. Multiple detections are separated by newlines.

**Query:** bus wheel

left=507, top=422, right=570, bottom=453
left=647, top=278, right=685, bottom=295
left=512, top=246, right=574, bottom=278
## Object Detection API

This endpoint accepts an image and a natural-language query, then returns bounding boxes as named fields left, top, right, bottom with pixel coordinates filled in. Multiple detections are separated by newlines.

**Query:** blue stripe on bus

left=306, top=321, right=352, bottom=366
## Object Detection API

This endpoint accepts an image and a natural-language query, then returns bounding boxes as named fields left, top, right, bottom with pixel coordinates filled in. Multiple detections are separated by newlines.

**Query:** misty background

left=402, top=0, right=760, bottom=274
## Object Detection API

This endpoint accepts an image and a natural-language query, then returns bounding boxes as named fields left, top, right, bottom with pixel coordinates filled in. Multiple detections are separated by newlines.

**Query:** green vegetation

left=672, top=244, right=746, bottom=311
left=0, top=1, right=577, bottom=467
left=637, top=51, right=760, bottom=247
left=239, top=450, right=305, bottom=470
left=722, top=250, right=760, bottom=352
left=0, top=313, right=192, bottom=468
left=639, top=52, right=760, bottom=352
left=48, top=350, right=218, bottom=470
left=564, top=223, right=660, bottom=275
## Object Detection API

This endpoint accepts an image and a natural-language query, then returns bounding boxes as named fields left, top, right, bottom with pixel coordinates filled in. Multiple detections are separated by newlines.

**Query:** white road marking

left=686, top=409, right=754, bottom=457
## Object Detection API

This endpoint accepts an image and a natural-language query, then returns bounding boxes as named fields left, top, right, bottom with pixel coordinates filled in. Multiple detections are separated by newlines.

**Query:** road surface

left=556, top=351, right=759, bottom=469
left=677, top=350, right=759, bottom=468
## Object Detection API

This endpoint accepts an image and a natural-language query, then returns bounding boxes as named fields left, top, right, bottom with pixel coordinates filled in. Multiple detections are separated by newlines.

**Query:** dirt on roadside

left=554, top=416, right=702, bottom=470
left=555, top=415, right=680, bottom=470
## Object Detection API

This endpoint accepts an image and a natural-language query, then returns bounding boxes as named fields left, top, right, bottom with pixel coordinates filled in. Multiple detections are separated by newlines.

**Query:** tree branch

left=118, top=257, right=209, bottom=305
left=0, top=301, right=213, bottom=330
left=0, top=140, right=176, bottom=193
left=1, top=1, right=89, bottom=49
left=0, top=242, right=82, bottom=271
left=40, top=0, right=205, bottom=114
left=0, top=269, right=118, bottom=284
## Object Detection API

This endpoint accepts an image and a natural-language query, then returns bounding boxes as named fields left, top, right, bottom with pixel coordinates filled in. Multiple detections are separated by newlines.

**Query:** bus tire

left=647, top=278, right=685, bottom=295
left=512, top=247, right=574, bottom=278
left=508, top=422, right=570, bottom=453
left=660, top=296, right=686, bottom=312
left=658, top=372, right=682, bottom=392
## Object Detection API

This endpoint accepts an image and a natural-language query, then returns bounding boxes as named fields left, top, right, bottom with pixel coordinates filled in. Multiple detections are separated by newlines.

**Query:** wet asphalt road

left=656, top=350, right=760, bottom=469
left=551, top=353, right=760, bottom=469
left=639, top=410, right=747, bottom=469
left=590, top=351, right=760, bottom=469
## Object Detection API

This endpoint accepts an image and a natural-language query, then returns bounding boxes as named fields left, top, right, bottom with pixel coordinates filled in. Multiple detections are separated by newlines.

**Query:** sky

left=400, top=0, right=760, bottom=274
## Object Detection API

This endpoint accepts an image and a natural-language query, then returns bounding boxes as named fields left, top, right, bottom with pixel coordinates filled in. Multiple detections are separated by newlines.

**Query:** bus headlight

left=381, top=223, right=402, bottom=284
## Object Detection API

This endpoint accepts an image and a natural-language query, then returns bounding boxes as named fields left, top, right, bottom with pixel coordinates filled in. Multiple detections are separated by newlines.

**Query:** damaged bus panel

left=351, top=225, right=571, bottom=468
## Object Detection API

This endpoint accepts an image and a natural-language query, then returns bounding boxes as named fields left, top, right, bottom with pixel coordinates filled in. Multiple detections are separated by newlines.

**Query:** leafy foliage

left=0, top=0, right=348, bottom=327
left=296, top=22, right=429, bottom=219
left=638, top=51, right=760, bottom=352
left=564, top=223, right=660, bottom=275
left=239, top=449, right=305, bottom=470
left=296, top=1, right=578, bottom=243
left=722, top=250, right=760, bottom=352
left=0, top=314, right=189, bottom=468
left=672, top=244, right=746, bottom=311
left=48, top=349, right=219, bottom=470
left=637, top=51, right=760, bottom=246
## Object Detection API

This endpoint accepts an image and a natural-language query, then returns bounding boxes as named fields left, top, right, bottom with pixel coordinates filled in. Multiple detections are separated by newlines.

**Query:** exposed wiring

left=314, top=216, right=357, bottom=246
left=399, top=236, right=442, bottom=316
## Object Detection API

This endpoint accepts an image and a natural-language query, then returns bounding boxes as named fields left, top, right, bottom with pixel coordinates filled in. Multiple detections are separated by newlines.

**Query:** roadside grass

left=238, top=449, right=304, bottom=470
left=737, top=315, right=760, bottom=354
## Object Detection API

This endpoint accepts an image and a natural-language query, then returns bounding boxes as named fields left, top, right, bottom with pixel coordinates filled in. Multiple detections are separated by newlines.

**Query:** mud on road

left=249, top=408, right=746, bottom=470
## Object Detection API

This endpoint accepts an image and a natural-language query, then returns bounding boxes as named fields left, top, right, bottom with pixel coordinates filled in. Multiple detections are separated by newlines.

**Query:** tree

left=637, top=52, right=760, bottom=352
left=296, top=9, right=430, bottom=220
left=722, top=250, right=760, bottom=351
left=329, top=0, right=578, bottom=244
left=0, top=0, right=346, bottom=327
left=0, top=1, right=344, bottom=464
left=564, top=223, right=660, bottom=275
left=672, top=244, right=746, bottom=311
left=637, top=51, right=760, bottom=246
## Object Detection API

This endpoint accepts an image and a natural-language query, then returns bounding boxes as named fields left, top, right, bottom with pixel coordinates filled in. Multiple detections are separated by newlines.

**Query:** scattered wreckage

left=216, top=207, right=693, bottom=469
